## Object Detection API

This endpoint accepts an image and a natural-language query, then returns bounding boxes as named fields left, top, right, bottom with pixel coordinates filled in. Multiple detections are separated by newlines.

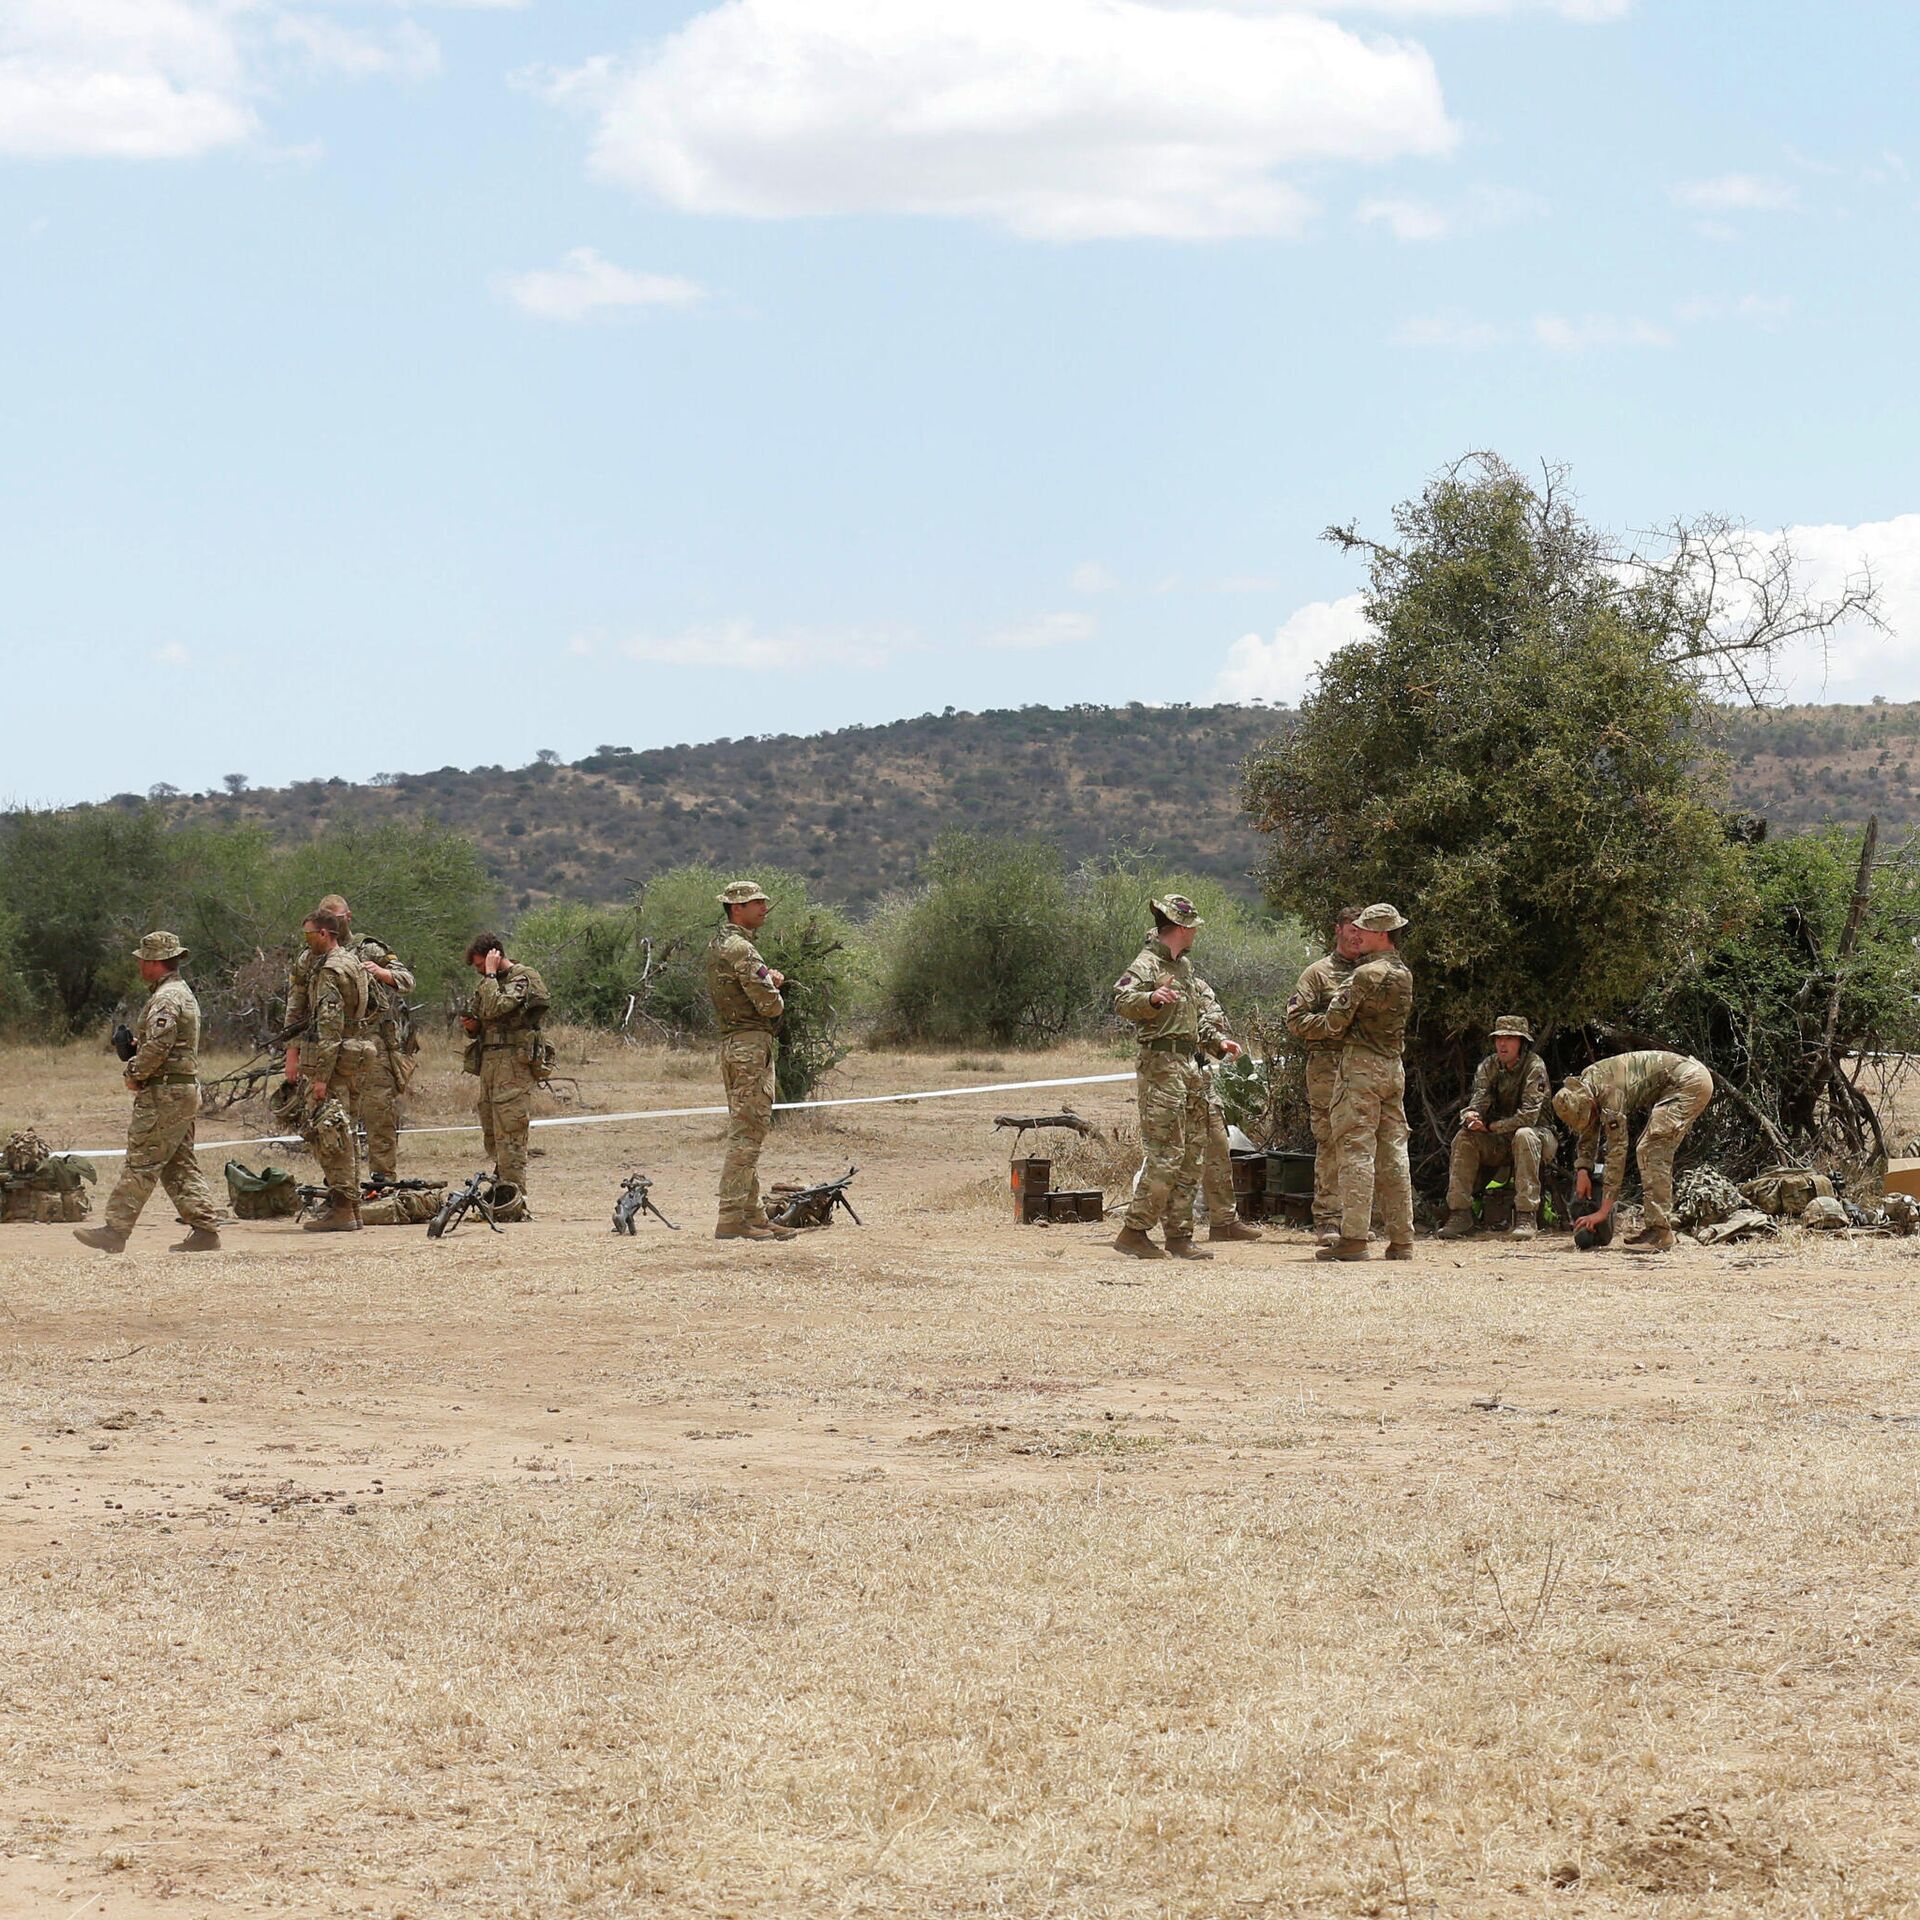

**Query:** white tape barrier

left=72, top=1070, right=1139, bottom=1161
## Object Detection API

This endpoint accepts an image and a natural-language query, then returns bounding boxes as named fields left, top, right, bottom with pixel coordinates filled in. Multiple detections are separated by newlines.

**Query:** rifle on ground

left=612, top=1172, right=679, bottom=1234
left=992, top=1109, right=1094, bottom=1155
left=766, top=1165, right=861, bottom=1230
left=427, top=1169, right=510, bottom=1239
left=297, top=1177, right=445, bottom=1221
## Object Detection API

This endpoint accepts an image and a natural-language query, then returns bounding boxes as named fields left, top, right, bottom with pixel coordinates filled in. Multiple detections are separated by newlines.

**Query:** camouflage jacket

left=1113, top=940, right=1228, bottom=1051
left=1465, top=1050, right=1550, bottom=1137
left=1193, top=976, right=1234, bottom=1061
left=1570, top=1050, right=1704, bottom=1201
left=1284, top=952, right=1355, bottom=1055
left=1291, top=951, right=1413, bottom=1060
left=472, top=962, right=550, bottom=1044
left=302, top=949, right=371, bottom=1085
left=707, top=926, right=784, bottom=1035
left=128, top=975, right=201, bottom=1084
left=351, top=933, right=415, bottom=1058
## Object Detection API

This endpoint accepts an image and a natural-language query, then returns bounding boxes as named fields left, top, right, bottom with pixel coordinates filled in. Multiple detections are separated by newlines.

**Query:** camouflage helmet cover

left=717, top=880, right=771, bottom=909
left=1353, top=902, right=1408, bottom=933
left=1491, top=1015, right=1534, bottom=1042
left=132, top=930, right=189, bottom=963
left=1151, top=895, right=1204, bottom=930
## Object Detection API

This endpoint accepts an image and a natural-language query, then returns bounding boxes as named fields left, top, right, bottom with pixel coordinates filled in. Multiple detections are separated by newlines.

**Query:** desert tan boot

left=1112, top=1227, right=1165, bottom=1260
left=1208, top=1218, right=1262, bottom=1243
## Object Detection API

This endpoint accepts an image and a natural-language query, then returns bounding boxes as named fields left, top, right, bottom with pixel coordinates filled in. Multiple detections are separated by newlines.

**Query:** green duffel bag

left=225, top=1160, right=300, bottom=1220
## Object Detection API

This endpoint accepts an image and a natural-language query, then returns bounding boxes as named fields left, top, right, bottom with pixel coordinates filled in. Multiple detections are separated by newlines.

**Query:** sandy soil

left=2, top=1037, right=1918, bottom=1917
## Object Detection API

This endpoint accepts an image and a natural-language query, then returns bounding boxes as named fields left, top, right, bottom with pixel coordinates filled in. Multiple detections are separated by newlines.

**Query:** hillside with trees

left=108, top=699, right=1920, bottom=913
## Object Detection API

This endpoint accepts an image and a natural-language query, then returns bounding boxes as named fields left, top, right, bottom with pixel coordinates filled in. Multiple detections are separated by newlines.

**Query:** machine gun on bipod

left=765, top=1165, right=861, bottom=1231
left=612, top=1172, right=679, bottom=1234
left=427, top=1170, right=522, bottom=1239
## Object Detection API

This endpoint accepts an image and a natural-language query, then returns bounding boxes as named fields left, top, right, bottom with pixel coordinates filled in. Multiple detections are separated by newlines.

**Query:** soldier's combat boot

left=1436, top=1208, right=1476, bottom=1240
left=302, top=1191, right=361, bottom=1233
left=1383, top=1243, right=1414, bottom=1261
left=1315, top=1222, right=1342, bottom=1248
left=73, top=1224, right=130, bottom=1254
left=1509, top=1217, right=1537, bottom=1243
left=715, top=1221, right=796, bottom=1242
left=1208, top=1217, right=1263, bottom=1243
left=1163, top=1237, right=1214, bottom=1261
left=170, top=1227, right=222, bottom=1252
left=1112, top=1227, right=1166, bottom=1260
left=1625, top=1225, right=1675, bottom=1253
left=1315, top=1237, right=1370, bottom=1262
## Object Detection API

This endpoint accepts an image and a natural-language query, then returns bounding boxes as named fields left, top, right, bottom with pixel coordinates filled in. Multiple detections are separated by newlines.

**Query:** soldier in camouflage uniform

left=708, top=881, right=797, bottom=1242
left=1438, top=1015, right=1555, bottom=1241
left=1284, top=907, right=1361, bottom=1242
left=75, top=932, right=222, bottom=1253
left=293, top=909, right=378, bottom=1232
left=1554, top=1049, right=1714, bottom=1253
left=1112, top=896, right=1236, bottom=1261
left=1292, top=903, right=1416, bottom=1263
left=461, top=933, right=551, bottom=1210
left=302, top=895, right=416, bottom=1183
left=1194, top=976, right=1260, bottom=1243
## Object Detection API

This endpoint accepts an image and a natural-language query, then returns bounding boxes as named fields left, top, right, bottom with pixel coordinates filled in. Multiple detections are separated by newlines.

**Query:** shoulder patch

left=1116, top=972, right=1135, bottom=990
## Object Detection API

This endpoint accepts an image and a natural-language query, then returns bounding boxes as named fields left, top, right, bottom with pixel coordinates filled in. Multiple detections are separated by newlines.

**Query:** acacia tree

left=1243, top=454, right=1881, bottom=1174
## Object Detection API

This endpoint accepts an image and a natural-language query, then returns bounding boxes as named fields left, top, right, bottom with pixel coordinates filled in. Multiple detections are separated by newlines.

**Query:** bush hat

left=1354, top=903, right=1408, bottom=933
left=133, top=931, right=189, bottom=963
left=1151, top=895, right=1204, bottom=930
left=717, top=880, right=771, bottom=908
left=1492, top=1015, right=1534, bottom=1042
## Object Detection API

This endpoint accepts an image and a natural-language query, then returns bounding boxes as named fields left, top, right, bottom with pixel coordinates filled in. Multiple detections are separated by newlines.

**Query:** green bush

left=511, top=902, right=643, bottom=1029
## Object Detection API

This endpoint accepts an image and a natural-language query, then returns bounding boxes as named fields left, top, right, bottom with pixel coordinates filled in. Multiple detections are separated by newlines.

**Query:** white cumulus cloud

left=1532, top=311, right=1673, bottom=351
left=1211, top=593, right=1371, bottom=704
left=495, top=248, right=709, bottom=321
left=1771, top=514, right=1920, bottom=702
left=551, top=0, right=1456, bottom=242
left=617, top=622, right=904, bottom=672
left=1672, top=172, right=1797, bottom=213
left=0, top=0, right=256, bottom=159
left=983, top=611, right=1098, bottom=651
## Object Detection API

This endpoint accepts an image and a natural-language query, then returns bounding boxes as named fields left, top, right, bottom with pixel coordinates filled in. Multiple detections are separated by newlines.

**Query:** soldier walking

left=461, top=933, right=550, bottom=1211
left=1438, top=1016, right=1555, bottom=1241
left=1294, top=903, right=1416, bottom=1264
left=1554, top=1050, right=1715, bottom=1253
left=75, top=932, right=222, bottom=1253
left=708, top=881, right=796, bottom=1242
left=1112, top=895, right=1237, bottom=1261
left=291, top=909, right=376, bottom=1232
left=1284, top=907, right=1360, bottom=1244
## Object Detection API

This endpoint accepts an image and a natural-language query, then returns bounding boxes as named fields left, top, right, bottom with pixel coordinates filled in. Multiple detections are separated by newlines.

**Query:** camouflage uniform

left=347, top=933, right=415, bottom=1182
left=299, top=947, right=377, bottom=1198
left=1284, top=949, right=1357, bottom=1235
left=1114, top=911, right=1227, bottom=1244
left=1295, top=924, right=1415, bottom=1249
left=469, top=961, right=550, bottom=1197
left=101, top=955, right=220, bottom=1237
left=1447, top=1038, right=1555, bottom=1219
left=1561, top=1050, right=1713, bottom=1233
left=707, top=917, right=784, bottom=1228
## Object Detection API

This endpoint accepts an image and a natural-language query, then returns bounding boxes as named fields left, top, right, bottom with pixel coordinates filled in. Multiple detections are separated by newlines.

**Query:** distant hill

left=132, top=700, right=1920, bottom=913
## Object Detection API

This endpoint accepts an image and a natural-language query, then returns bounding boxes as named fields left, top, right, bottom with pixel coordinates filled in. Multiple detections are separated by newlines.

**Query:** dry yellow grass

left=2, top=1035, right=1918, bottom=1917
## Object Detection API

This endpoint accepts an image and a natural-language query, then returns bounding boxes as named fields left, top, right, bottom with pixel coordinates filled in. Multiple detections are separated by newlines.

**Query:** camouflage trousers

left=1330, top=1048, right=1414, bottom=1247
left=300, top=1046, right=371, bottom=1195
left=104, top=1084, right=219, bottom=1234
left=1632, top=1061, right=1715, bottom=1231
left=1306, top=1052, right=1341, bottom=1233
left=1200, top=1075, right=1246, bottom=1223
left=717, top=1030, right=776, bottom=1226
left=1124, top=1051, right=1208, bottom=1241
left=478, top=1047, right=538, bottom=1197
left=1447, top=1126, right=1556, bottom=1215
left=358, top=1051, right=408, bottom=1182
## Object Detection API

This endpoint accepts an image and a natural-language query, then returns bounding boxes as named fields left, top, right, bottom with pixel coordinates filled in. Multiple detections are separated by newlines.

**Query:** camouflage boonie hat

left=717, top=880, right=771, bottom=908
left=1553, top=1079, right=1595, bottom=1129
left=1151, top=895, right=1204, bottom=930
left=132, top=930, right=189, bottom=962
left=1353, top=903, right=1407, bottom=933
left=1491, top=1015, right=1533, bottom=1042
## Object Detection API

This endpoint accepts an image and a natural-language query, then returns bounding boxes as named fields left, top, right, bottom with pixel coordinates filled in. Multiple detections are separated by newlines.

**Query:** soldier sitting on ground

left=1552, top=1049, right=1715, bottom=1254
left=1438, top=1015, right=1555, bottom=1242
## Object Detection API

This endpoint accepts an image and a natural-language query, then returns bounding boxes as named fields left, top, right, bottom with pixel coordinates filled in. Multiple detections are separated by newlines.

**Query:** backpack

left=1, top=1143, right=96, bottom=1223
left=225, top=1161, right=300, bottom=1220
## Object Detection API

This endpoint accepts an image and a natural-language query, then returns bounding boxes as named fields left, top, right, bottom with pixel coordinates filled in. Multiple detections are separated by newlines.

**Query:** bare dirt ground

left=3, top=1035, right=1918, bottom=1918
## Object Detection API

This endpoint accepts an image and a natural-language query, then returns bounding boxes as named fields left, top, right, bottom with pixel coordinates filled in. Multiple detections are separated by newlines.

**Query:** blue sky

left=3, top=0, right=1916, bottom=805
